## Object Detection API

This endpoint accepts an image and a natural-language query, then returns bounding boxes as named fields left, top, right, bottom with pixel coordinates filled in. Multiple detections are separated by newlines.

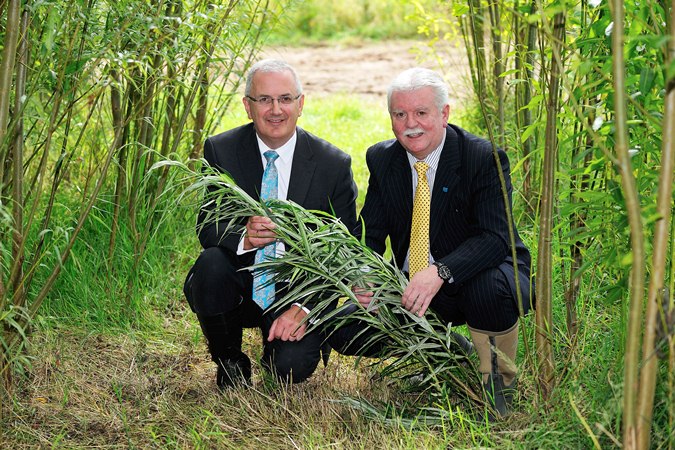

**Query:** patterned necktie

left=409, top=161, right=430, bottom=278
left=252, top=150, right=279, bottom=310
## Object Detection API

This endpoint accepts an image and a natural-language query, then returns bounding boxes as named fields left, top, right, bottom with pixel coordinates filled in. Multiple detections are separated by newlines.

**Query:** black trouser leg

left=185, top=247, right=254, bottom=388
left=197, top=311, right=251, bottom=388
left=258, top=311, right=326, bottom=384
left=185, top=247, right=330, bottom=386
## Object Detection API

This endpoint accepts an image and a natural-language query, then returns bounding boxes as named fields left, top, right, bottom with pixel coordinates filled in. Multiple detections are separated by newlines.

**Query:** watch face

left=441, top=267, right=452, bottom=279
left=436, top=263, right=451, bottom=280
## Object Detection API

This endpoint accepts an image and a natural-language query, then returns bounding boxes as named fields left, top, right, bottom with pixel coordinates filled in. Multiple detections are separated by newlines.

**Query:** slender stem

left=0, top=0, right=21, bottom=184
left=535, top=5, right=565, bottom=400
left=9, top=10, right=29, bottom=301
left=609, top=0, right=645, bottom=448
left=635, top=3, right=675, bottom=447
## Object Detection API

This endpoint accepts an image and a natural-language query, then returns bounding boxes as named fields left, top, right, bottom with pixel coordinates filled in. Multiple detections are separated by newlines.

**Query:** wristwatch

left=433, top=261, right=453, bottom=283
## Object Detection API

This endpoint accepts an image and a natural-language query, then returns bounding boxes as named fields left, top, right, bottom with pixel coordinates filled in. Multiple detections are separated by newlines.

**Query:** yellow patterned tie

left=410, top=161, right=430, bottom=278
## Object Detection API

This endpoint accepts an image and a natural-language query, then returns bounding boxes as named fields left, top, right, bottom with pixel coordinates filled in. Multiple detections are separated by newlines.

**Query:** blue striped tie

left=252, top=150, right=279, bottom=310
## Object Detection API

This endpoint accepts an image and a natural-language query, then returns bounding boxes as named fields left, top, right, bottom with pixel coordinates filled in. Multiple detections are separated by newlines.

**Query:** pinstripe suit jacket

left=197, top=123, right=358, bottom=265
left=359, top=124, right=532, bottom=296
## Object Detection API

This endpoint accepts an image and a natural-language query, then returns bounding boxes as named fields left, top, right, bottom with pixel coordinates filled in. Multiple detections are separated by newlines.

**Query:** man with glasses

left=184, top=59, right=358, bottom=388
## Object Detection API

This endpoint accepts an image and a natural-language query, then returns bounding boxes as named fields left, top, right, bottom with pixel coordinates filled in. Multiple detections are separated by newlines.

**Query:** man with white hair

left=330, top=68, right=534, bottom=417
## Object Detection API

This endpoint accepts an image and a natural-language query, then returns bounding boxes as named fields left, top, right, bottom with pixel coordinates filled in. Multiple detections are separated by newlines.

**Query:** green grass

left=266, top=0, right=430, bottom=45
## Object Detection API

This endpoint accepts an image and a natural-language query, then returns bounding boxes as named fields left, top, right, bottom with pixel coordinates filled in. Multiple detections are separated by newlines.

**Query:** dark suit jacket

left=197, top=123, right=358, bottom=265
left=359, top=124, right=532, bottom=307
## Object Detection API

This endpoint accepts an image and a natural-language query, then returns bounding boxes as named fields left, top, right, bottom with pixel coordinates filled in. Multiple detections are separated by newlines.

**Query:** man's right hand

left=243, top=215, right=277, bottom=250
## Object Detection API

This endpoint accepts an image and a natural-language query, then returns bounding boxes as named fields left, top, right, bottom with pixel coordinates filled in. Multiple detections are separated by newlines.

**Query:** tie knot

left=264, top=150, right=279, bottom=163
left=414, top=161, right=429, bottom=177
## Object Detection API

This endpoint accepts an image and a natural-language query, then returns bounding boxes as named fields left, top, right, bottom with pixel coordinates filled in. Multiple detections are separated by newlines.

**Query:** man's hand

left=353, top=285, right=375, bottom=309
left=267, top=305, right=308, bottom=342
left=244, top=215, right=277, bottom=250
left=401, top=265, right=444, bottom=317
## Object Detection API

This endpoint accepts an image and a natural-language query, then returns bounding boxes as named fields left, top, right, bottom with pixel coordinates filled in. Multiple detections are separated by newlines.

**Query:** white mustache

left=403, top=128, right=424, bottom=137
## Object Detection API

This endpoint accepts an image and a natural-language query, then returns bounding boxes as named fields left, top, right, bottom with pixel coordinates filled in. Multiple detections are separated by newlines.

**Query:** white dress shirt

left=237, top=131, right=297, bottom=256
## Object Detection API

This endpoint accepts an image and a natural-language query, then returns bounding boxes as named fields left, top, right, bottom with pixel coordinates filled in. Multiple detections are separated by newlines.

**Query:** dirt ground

left=262, top=40, right=470, bottom=107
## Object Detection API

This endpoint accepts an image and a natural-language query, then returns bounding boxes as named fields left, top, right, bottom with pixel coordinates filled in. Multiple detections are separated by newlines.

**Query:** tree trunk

left=0, top=0, right=21, bottom=190
left=609, top=0, right=646, bottom=447
left=107, top=68, right=126, bottom=265
left=9, top=9, right=29, bottom=302
left=488, top=0, right=505, bottom=149
left=514, top=0, right=538, bottom=214
left=0, top=0, right=21, bottom=418
left=192, top=57, right=209, bottom=160
left=536, top=10, right=565, bottom=400
left=160, top=0, right=181, bottom=161
left=635, top=4, right=675, bottom=447
left=564, top=129, right=593, bottom=344
left=523, top=0, right=537, bottom=210
left=468, top=0, right=487, bottom=103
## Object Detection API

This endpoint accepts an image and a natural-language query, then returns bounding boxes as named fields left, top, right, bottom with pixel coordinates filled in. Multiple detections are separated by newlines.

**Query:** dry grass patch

left=2, top=310, right=452, bottom=449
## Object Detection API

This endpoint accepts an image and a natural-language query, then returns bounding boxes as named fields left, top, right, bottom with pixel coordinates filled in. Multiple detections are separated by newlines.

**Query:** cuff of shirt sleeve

left=292, top=303, right=317, bottom=324
left=237, top=232, right=256, bottom=256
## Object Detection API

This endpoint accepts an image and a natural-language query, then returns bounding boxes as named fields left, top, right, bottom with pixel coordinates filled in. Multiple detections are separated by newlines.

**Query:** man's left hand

left=267, top=305, right=308, bottom=342
left=401, top=265, right=444, bottom=317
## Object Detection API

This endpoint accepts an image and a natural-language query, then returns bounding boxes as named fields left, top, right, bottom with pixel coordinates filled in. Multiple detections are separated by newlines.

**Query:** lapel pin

left=442, top=187, right=449, bottom=192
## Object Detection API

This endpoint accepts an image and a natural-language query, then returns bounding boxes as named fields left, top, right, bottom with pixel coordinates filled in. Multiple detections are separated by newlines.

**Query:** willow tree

left=415, top=0, right=673, bottom=444
left=608, top=0, right=645, bottom=445
left=0, top=0, right=289, bottom=413
left=536, top=6, right=565, bottom=400
left=635, top=4, right=675, bottom=448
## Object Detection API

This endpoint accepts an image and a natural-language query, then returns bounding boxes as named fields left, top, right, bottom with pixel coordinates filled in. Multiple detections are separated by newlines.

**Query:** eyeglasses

left=245, top=94, right=301, bottom=106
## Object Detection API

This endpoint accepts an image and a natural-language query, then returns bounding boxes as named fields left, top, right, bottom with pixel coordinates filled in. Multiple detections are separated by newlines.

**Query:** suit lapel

left=389, top=142, right=413, bottom=231
left=288, top=128, right=317, bottom=205
left=430, top=126, right=461, bottom=244
left=236, top=125, right=264, bottom=200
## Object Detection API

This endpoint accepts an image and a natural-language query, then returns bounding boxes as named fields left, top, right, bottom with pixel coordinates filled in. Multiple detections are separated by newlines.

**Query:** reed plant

left=412, top=1, right=674, bottom=448
left=0, top=0, right=292, bottom=413
left=158, top=158, right=483, bottom=414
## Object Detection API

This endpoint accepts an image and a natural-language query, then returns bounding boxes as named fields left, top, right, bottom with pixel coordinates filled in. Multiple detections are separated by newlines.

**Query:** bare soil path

left=262, top=40, right=470, bottom=107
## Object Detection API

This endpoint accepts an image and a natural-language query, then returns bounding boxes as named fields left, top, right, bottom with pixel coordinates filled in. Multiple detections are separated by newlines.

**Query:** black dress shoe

left=216, top=354, right=251, bottom=389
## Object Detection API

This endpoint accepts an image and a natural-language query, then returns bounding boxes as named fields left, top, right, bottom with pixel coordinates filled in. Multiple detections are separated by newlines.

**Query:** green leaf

left=65, top=58, right=88, bottom=76
left=638, top=68, right=655, bottom=94
left=520, top=120, right=540, bottom=144
left=452, top=3, right=469, bottom=16
left=43, top=7, right=58, bottom=53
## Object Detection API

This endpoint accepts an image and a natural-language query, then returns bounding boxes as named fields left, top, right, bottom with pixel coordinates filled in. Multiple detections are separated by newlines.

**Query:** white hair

left=387, top=68, right=449, bottom=112
left=245, top=59, right=303, bottom=96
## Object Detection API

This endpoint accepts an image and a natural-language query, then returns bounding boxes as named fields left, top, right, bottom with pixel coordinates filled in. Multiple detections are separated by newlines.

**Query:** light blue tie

left=252, top=150, right=279, bottom=310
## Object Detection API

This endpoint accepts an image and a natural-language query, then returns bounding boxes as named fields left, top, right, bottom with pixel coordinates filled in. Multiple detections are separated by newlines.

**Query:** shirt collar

left=406, top=131, right=446, bottom=170
left=256, top=130, right=297, bottom=165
